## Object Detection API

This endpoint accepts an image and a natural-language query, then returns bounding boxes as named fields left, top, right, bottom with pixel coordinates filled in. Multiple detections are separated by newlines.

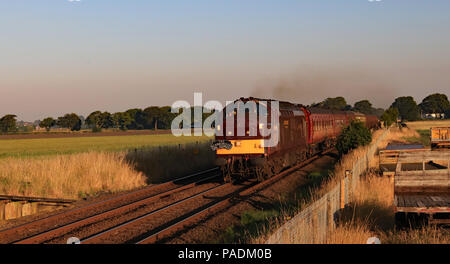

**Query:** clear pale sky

left=1, top=0, right=450, bottom=121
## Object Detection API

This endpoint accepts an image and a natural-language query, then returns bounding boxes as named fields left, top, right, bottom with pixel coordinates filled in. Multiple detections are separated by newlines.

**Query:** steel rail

left=0, top=167, right=219, bottom=241
left=81, top=182, right=232, bottom=244
left=136, top=150, right=330, bottom=244
left=13, top=173, right=221, bottom=244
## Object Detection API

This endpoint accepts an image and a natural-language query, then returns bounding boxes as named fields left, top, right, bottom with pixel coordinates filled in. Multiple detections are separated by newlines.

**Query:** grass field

left=405, top=119, right=450, bottom=130
left=0, top=140, right=215, bottom=199
left=0, top=134, right=211, bottom=158
left=0, top=133, right=215, bottom=199
left=403, top=120, right=450, bottom=146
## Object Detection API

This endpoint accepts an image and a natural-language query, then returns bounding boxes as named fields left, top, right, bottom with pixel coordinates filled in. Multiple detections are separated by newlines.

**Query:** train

left=211, top=97, right=379, bottom=182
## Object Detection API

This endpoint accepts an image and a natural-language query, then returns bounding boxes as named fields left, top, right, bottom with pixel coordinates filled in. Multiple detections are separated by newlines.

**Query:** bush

left=336, top=121, right=372, bottom=155
left=381, top=107, right=399, bottom=127
left=92, top=126, right=102, bottom=133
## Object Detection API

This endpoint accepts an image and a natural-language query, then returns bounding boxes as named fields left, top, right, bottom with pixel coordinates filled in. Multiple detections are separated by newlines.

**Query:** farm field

left=0, top=136, right=215, bottom=199
left=0, top=129, right=171, bottom=140
left=403, top=120, right=450, bottom=146
left=405, top=119, right=450, bottom=130
left=0, top=134, right=211, bottom=158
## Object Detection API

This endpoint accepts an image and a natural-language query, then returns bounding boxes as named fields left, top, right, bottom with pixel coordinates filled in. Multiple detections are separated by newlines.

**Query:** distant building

left=422, top=113, right=445, bottom=119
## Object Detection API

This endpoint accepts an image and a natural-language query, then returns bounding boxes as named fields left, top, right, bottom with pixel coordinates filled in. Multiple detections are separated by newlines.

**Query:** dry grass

left=312, top=129, right=390, bottom=198
left=380, top=226, right=450, bottom=244
left=0, top=152, right=147, bottom=199
left=405, top=120, right=450, bottom=131
left=326, top=221, right=374, bottom=244
left=255, top=127, right=448, bottom=244
left=329, top=171, right=449, bottom=244
left=125, top=141, right=216, bottom=183
left=0, top=141, right=215, bottom=199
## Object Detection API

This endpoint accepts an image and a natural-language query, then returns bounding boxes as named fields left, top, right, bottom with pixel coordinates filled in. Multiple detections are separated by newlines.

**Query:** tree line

left=0, top=93, right=449, bottom=133
left=37, top=107, right=180, bottom=132
left=37, top=106, right=213, bottom=132
left=313, top=93, right=450, bottom=127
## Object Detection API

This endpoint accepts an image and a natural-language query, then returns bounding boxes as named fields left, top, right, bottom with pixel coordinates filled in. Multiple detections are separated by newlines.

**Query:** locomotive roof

left=306, top=107, right=348, bottom=115
left=234, top=97, right=304, bottom=110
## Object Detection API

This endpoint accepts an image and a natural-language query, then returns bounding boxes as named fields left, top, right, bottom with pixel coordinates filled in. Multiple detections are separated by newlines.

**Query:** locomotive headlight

left=259, top=123, right=264, bottom=129
left=217, top=125, right=221, bottom=131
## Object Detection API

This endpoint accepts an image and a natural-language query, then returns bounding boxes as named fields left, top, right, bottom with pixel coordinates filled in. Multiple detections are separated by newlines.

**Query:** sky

left=1, top=0, right=450, bottom=121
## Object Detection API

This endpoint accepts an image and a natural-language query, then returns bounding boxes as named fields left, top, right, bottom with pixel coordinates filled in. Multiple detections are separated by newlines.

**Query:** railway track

left=0, top=167, right=220, bottom=244
left=1, top=150, right=329, bottom=244
left=136, top=152, right=326, bottom=244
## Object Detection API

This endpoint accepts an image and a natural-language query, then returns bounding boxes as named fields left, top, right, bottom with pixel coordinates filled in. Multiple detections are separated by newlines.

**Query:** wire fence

left=266, top=129, right=390, bottom=244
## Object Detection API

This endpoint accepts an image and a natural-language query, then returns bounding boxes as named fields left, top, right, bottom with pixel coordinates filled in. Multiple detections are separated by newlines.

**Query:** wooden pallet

left=393, top=150, right=450, bottom=219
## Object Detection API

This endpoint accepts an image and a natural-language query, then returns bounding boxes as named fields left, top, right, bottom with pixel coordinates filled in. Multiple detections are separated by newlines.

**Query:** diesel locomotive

left=211, top=97, right=379, bottom=182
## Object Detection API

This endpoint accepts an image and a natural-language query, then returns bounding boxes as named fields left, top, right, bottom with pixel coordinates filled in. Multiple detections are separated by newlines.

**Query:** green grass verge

left=0, top=134, right=212, bottom=158
left=403, top=129, right=430, bottom=146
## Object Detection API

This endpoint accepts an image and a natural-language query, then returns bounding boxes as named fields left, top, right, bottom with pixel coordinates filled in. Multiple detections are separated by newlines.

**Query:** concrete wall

left=0, top=201, right=65, bottom=221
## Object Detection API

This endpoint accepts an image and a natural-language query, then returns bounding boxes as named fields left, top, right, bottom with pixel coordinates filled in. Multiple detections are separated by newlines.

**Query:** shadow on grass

left=124, top=141, right=216, bottom=184
left=338, top=201, right=395, bottom=232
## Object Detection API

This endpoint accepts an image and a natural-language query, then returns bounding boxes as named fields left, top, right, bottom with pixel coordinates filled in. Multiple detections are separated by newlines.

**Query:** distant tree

left=343, top=105, right=353, bottom=111
left=0, top=114, right=17, bottom=133
left=381, top=107, right=399, bottom=127
left=143, top=106, right=161, bottom=129
left=39, top=117, right=56, bottom=132
left=373, top=108, right=385, bottom=118
left=85, top=111, right=101, bottom=129
left=112, top=112, right=132, bottom=131
left=143, top=106, right=176, bottom=130
left=391, top=96, right=420, bottom=121
left=336, top=121, right=372, bottom=156
left=100, top=112, right=113, bottom=128
left=159, top=106, right=177, bottom=129
left=419, top=93, right=450, bottom=116
left=57, top=113, right=82, bottom=131
left=125, top=108, right=145, bottom=130
left=353, top=100, right=373, bottom=115
left=85, top=111, right=114, bottom=132
left=321, top=97, right=347, bottom=110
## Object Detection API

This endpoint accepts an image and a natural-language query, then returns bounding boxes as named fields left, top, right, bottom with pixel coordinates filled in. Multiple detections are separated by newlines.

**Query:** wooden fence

left=266, top=129, right=390, bottom=244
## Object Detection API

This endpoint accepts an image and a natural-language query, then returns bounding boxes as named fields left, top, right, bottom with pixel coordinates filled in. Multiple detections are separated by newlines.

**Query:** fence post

left=340, top=179, right=346, bottom=209
left=345, top=170, right=352, bottom=202
left=326, top=195, right=333, bottom=235
left=312, top=211, right=318, bottom=244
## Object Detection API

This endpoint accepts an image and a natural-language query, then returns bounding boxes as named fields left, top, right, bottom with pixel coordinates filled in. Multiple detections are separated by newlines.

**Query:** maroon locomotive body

left=212, top=97, right=379, bottom=182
